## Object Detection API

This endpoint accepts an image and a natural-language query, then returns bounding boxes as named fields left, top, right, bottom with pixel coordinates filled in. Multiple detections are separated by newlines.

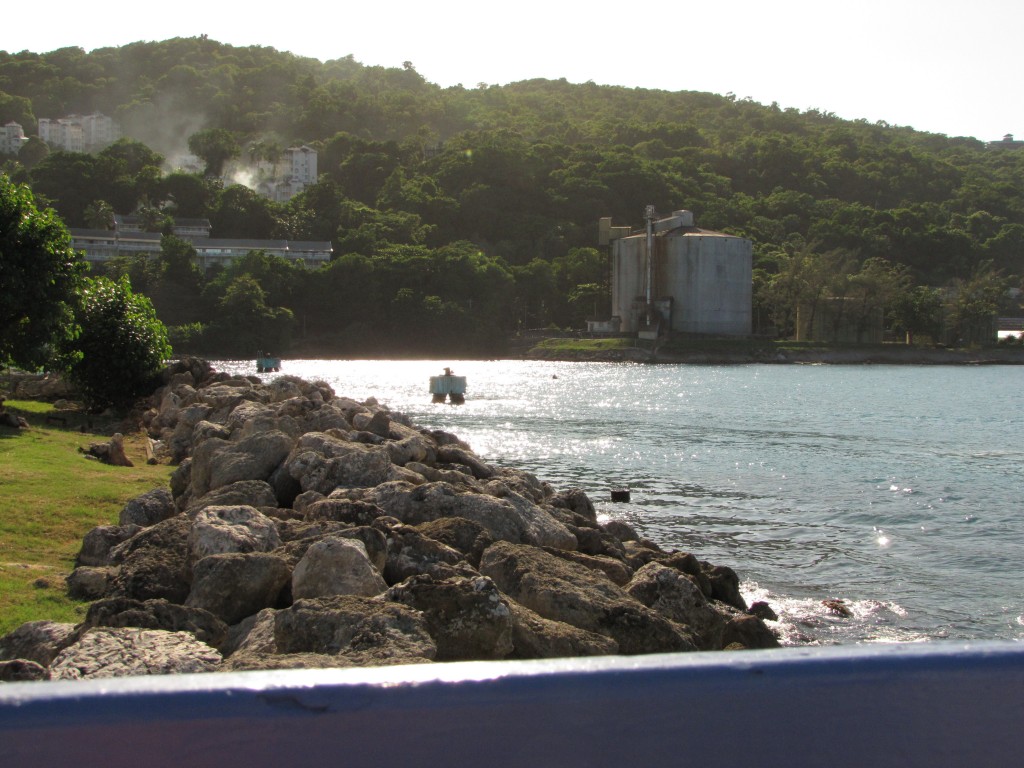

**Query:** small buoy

left=610, top=488, right=631, bottom=502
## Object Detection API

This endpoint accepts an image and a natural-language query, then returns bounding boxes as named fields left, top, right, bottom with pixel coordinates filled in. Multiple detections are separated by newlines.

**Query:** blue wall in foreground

left=2, top=642, right=1022, bottom=768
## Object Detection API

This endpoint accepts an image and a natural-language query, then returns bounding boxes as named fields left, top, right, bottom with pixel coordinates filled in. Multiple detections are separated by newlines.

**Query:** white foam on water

left=742, top=582, right=928, bottom=646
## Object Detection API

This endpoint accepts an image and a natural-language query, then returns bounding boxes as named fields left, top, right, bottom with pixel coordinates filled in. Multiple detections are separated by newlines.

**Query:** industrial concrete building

left=599, top=208, right=752, bottom=337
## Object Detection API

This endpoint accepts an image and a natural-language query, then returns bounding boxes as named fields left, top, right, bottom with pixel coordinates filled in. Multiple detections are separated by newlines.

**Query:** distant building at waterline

left=597, top=208, right=752, bottom=337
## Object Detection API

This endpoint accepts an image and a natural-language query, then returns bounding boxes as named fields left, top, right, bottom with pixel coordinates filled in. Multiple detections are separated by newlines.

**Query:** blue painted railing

left=2, top=642, right=1022, bottom=767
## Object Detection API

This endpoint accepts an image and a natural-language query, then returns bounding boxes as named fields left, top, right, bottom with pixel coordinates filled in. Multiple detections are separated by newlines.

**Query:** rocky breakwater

left=0, top=359, right=778, bottom=682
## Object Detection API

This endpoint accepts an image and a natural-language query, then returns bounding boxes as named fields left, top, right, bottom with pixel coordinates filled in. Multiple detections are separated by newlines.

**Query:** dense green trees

left=1, top=38, right=1021, bottom=354
left=0, top=174, right=84, bottom=369
left=187, top=128, right=240, bottom=177
left=63, top=275, right=171, bottom=409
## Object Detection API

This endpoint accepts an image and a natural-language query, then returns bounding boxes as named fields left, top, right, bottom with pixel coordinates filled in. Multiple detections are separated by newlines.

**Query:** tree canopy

left=0, top=173, right=84, bottom=369
left=63, top=275, right=172, bottom=409
left=1, top=38, right=1021, bottom=353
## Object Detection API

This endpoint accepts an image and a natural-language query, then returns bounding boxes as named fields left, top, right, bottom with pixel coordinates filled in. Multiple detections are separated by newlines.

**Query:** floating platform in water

left=429, top=368, right=466, bottom=404
left=256, top=354, right=281, bottom=373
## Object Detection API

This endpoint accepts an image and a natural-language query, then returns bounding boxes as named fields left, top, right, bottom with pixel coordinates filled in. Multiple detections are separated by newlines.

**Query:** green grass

left=532, top=337, right=638, bottom=352
left=0, top=400, right=173, bottom=635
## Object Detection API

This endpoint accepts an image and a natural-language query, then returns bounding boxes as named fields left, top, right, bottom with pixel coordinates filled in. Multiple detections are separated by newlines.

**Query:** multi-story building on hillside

left=256, top=145, right=318, bottom=201
left=0, top=122, right=28, bottom=155
left=282, top=145, right=317, bottom=184
left=38, top=113, right=121, bottom=153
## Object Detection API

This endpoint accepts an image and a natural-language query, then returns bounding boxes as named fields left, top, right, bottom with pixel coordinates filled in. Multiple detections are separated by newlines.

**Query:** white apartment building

left=255, top=146, right=319, bottom=201
left=282, top=145, right=317, bottom=184
left=0, top=122, right=28, bottom=155
left=38, top=113, right=120, bottom=153
left=39, top=118, right=84, bottom=152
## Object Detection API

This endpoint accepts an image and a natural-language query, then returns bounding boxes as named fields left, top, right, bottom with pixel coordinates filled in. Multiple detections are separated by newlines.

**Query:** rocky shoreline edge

left=522, top=345, right=1024, bottom=365
left=0, top=359, right=779, bottom=682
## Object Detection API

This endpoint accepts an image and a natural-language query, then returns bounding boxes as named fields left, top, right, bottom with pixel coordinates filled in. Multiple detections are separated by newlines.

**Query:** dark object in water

left=256, top=352, right=281, bottom=373
left=430, top=368, right=467, bottom=404
left=610, top=488, right=631, bottom=502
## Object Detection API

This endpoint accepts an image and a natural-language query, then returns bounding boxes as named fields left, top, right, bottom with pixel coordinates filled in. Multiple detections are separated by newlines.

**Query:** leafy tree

left=209, top=184, right=280, bottom=238
left=29, top=150, right=102, bottom=225
left=63, top=275, right=171, bottom=410
left=6, top=38, right=1024, bottom=352
left=188, top=128, right=241, bottom=177
left=17, top=137, right=49, bottom=169
left=161, top=172, right=219, bottom=218
left=847, top=257, right=911, bottom=342
left=890, top=285, right=945, bottom=344
left=512, top=258, right=558, bottom=328
left=0, top=174, right=85, bottom=369
left=947, top=261, right=1010, bottom=345
left=158, top=234, right=203, bottom=287
left=207, top=274, right=294, bottom=355
left=83, top=199, right=115, bottom=229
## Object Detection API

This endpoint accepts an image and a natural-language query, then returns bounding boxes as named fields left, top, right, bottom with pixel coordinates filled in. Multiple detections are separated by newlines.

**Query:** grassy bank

left=0, top=400, right=172, bottom=636
left=525, top=336, right=1024, bottom=363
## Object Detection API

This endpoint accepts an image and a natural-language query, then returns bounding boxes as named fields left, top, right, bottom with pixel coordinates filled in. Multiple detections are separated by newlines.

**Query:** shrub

left=64, top=276, right=172, bottom=410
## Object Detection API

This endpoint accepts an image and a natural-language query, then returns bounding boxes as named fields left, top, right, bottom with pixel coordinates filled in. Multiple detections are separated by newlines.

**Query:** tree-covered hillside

left=1, top=38, right=1021, bottom=354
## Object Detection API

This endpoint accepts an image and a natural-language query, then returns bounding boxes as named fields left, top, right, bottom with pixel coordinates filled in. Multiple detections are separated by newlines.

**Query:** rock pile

left=0, top=358, right=778, bottom=682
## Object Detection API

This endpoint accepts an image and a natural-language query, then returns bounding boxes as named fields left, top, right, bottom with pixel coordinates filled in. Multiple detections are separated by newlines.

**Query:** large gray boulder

left=191, top=430, right=295, bottom=497
left=276, top=521, right=387, bottom=573
left=385, top=574, right=513, bottom=661
left=504, top=601, right=618, bottom=659
left=436, top=445, right=495, bottom=479
left=225, top=400, right=296, bottom=437
left=66, top=566, right=113, bottom=600
left=702, top=562, right=748, bottom=611
left=303, top=497, right=384, bottom=526
left=291, top=537, right=387, bottom=599
left=357, top=481, right=577, bottom=550
left=49, top=628, right=222, bottom=679
left=77, top=523, right=142, bottom=567
left=386, top=434, right=436, bottom=466
left=284, top=432, right=394, bottom=493
left=188, top=505, right=282, bottom=563
left=413, top=517, right=494, bottom=569
left=76, top=597, right=229, bottom=650
left=625, top=561, right=728, bottom=650
left=222, top=608, right=278, bottom=658
left=119, top=487, right=176, bottom=528
left=192, top=382, right=259, bottom=413
left=721, top=612, right=781, bottom=650
left=480, top=541, right=696, bottom=655
left=273, top=596, right=436, bottom=663
left=109, top=515, right=193, bottom=603
left=383, top=524, right=468, bottom=584
left=186, top=552, right=291, bottom=625
left=0, top=620, right=76, bottom=666
left=0, top=659, right=49, bottom=681
left=186, top=480, right=280, bottom=514
left=163, top=404, right=216, bottom=462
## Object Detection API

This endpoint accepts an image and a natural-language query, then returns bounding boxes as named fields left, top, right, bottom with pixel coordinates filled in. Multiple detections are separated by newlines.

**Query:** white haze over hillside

left=4, top=0, right=1021, bottom=142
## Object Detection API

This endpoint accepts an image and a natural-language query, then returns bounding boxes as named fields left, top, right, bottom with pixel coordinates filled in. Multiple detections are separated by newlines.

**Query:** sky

left=2, top=0, right=1020, bottom=142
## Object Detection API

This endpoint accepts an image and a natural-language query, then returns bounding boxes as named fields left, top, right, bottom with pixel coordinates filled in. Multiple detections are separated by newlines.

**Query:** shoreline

left=1, top=359, right=781, bottom=682
left=518, top=345, right=1024, bottom=366
left=201, top=348, right=1024, bottom=366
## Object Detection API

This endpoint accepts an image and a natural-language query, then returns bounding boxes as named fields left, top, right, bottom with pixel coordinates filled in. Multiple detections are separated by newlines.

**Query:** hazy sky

left=3, top=0, right=1019, bottom=142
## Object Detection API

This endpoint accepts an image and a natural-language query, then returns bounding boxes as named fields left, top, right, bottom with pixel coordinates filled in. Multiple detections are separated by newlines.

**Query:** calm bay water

left=216, top=359, right=1024, bottom=646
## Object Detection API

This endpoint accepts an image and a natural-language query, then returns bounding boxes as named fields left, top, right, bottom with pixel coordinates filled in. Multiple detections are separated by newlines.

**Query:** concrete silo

left=600, top=208, right=752, bottom=336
